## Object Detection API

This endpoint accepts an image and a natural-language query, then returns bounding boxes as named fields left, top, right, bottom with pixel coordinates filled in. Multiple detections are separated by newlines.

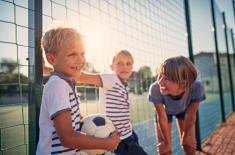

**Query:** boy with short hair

left=78, top=50, right=148, bottom=155
left=36, top=26, right=120, bottom=155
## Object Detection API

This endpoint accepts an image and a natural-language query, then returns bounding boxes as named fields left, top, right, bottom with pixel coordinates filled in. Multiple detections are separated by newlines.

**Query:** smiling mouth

left=72, top=66, right=81, bottom=71
left=121, top=71, right=129, bottom=74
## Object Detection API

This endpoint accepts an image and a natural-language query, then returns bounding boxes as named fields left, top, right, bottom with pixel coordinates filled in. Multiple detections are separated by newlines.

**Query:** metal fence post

left=210, top=0, right=226, bottom=122
left=231, top=28, right=235, bottom=111
left=222, top=12, right=235, bottom=113
left=184, top=0, right=201, bottom=150
left=28, top=0, right=43, bottom=154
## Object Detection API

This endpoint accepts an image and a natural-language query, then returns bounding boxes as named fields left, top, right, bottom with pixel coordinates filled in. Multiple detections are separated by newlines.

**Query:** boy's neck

left=52, top=71, right=76, bottom=84
left=117, top=75, right=128, bottom=86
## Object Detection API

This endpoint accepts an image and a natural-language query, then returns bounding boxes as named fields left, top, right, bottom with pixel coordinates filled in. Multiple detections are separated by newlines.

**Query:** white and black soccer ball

left=80, top=114, right=116, bottom=155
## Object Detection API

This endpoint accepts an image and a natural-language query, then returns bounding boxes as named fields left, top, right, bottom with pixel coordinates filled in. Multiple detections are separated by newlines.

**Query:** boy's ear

left=110, top=64, right=114, bottom=71
left=46, top=53, right=56, bottom=66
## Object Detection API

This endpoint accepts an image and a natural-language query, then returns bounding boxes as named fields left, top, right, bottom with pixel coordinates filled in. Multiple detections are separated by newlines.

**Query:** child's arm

left=53, top=111, right=120, bottom=151
left=182, top=102, right=200, bottom=148
left=154, top=104, right=172, bottom=154
left=77, top=72, right=102, bottom=86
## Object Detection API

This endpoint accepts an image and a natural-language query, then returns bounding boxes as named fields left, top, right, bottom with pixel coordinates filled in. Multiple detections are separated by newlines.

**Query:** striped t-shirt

left=36, top=72, right=81, bottom=155
left=99, top=74, right=132, bottom=140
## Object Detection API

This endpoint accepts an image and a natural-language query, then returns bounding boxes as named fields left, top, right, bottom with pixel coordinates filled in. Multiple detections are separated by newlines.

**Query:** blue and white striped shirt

left=99, top=74, right=132, bottom=140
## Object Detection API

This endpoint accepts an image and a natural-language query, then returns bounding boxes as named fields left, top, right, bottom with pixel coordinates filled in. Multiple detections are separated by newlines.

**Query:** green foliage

left=0, top=58, right=17, bottom=73
left=138, top=66, right=152, bottom=79
left=138, top=66, right=153, bottom=92
left=0, top=58, right=28, bottom=94
left=82, top=62, right=98, bottom=73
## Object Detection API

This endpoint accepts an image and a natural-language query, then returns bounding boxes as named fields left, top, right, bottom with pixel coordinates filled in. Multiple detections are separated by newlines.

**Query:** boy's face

left=111, top=54, right=133, bottom=82
left=46, top=41, right=85, bottom=80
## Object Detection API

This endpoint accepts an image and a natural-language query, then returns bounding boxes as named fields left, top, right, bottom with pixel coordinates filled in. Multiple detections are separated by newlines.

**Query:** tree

left=0, top=58, right=17, bottom=73
left=0, top=58, right=28, bottom=95
left=82, top=62, right=98, bottom=73
left=138, top=66, right=152, bottom=92
left=138, top=66, right=152, bottom=79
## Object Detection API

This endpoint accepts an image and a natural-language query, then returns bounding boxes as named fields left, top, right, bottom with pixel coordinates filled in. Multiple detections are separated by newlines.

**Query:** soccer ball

left=80, top=114, right=116, bottom=155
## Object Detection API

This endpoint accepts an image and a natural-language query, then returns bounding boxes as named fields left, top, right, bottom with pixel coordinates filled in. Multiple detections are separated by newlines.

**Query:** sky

left=216, top=0, right=235, bottom=30
left=1, top=0, right=235, bottom=76
left=190, top=0, right=235, bottom=53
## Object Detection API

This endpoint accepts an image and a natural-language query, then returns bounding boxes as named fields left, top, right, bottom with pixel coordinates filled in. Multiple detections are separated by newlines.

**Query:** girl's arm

left=182, top=102, right=200, bottom=148
left=154, top=104, right=172, bottom=154
left=183, top=102, right=199, bottom=137
left=53, top=111, right=120, bottom=151
left=77, top=72, right=102, bottom=86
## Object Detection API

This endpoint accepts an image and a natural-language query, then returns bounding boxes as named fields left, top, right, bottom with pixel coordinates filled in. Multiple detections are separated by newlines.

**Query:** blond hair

left=112, top=50, right=134, bottom=64
left=41, top=27, right=82, bottom=55
left=157, top=56, right=197, bottom=89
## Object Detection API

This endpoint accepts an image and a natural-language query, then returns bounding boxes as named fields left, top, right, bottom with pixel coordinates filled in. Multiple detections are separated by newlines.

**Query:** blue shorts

left=114, top=131, right=148, bottom=155
left=167, top=111, right=186, bottom=123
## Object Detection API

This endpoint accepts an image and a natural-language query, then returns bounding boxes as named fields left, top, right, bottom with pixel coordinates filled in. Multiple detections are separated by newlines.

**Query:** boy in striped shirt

left=78, top=50, right=148, bottom=155
left=36, top=26, right=120, bottom=155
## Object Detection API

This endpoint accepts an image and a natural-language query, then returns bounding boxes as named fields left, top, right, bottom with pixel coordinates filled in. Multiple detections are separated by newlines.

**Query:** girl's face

left=111, top=54, right=133, bottom=82
left=158, top=74, right=186, bottom=96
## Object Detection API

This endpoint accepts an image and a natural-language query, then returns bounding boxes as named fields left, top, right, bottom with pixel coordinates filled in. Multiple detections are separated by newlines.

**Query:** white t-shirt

left=99, top=74, right=132, bottom=140
left=36, top=75, right=81, bottom=155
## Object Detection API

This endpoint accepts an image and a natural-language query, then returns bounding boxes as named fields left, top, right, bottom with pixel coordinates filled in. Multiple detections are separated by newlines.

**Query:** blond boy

left=78, top=50, right=148, bottom=155
left=36, top=27, right=120, bottom=155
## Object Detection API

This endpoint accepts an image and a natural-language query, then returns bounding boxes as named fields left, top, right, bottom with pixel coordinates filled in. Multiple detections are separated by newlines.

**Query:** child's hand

left=80, top=114, right=83, bottom=120
left=157, top=141, right=172, bottom=155
left=182, top=133, right=196, bottom=149
left=106, top=130, right=121, bottom=151
left=181, top=133, right=196, bottom=153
